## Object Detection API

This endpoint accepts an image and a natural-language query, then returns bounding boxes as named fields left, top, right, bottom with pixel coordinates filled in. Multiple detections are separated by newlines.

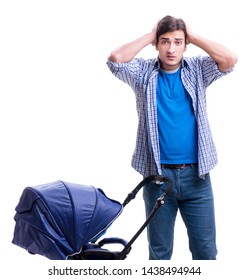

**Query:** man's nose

left=168, top=43, right=175, bottom=53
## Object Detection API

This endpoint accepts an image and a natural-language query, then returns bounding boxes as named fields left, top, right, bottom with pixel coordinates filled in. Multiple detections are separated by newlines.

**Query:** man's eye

left=176, top=41, right=182, bottom=45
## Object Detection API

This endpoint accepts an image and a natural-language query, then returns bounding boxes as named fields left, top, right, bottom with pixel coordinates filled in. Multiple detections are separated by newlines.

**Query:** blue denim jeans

left=143, top=165, right=217, bottom=260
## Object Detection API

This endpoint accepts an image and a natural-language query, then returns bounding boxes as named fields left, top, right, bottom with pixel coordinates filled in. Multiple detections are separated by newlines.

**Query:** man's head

left=155, top=15, right=187, bottom=71
left=156, top=16, right=187, bottom=45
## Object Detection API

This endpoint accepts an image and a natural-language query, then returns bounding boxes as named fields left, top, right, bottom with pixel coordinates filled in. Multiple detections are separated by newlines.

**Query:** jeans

left=143, top=165, right=217, bottom=260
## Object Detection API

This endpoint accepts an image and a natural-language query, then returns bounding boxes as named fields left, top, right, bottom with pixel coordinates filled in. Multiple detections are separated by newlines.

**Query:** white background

left=0, top=0, right=248, bottom=278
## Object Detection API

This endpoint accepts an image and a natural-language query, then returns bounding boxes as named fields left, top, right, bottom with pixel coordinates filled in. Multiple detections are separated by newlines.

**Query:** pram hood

left=12, top=181, right=123, bottom=260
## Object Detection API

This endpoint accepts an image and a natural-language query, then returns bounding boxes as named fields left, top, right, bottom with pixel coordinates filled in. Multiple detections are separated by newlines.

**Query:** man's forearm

left=108, top=32, right=155, bottom=63
left=188, top=33, right=237, bottom=72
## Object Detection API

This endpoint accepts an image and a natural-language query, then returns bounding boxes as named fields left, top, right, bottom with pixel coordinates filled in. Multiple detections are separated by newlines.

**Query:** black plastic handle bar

left=122, top=175, right=173, bottom=207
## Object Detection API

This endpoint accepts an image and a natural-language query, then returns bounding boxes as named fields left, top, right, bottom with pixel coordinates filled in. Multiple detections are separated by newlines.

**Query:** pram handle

left=70, top=238, right=130, bottom=260
left=118, top=175, right=173, bottom=260
left=98, top=237, right=128, bottom=247
left=122, top=175, right=173, bottom=207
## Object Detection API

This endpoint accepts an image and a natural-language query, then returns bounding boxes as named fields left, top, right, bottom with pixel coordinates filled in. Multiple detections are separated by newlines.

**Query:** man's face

left=156, top=30, right=186, bottom=71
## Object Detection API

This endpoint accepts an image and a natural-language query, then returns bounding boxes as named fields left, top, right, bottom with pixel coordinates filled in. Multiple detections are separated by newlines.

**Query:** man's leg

left=178, top=166, right=217, bottom=260
left=143, top=170, right=178, bottom=260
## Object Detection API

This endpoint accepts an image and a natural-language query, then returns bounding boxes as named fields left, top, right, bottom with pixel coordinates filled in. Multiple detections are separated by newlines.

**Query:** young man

left=107, top=15, right=237, bottom=260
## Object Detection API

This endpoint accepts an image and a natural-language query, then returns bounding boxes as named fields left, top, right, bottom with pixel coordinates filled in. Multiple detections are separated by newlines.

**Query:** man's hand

left=185, top=22, right=194, bottom=45
left=151, top=19, right=160, bottom=46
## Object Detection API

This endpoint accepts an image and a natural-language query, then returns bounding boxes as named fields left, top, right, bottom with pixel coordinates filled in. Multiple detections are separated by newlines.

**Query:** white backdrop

left=0, top=0, right=247, bottom=278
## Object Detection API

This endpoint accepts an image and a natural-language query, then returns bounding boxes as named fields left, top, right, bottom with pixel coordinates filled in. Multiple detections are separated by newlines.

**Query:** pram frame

left=70, top=175, right=173, bottom=260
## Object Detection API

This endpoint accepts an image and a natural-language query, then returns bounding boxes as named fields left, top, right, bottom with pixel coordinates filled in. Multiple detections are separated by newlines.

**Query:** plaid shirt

left=107, top=56, right=233, bottom=178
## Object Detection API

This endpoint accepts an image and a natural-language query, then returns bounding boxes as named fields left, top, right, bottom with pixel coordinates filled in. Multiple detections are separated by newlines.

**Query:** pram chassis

left=69, top=175, right=173, bottom=260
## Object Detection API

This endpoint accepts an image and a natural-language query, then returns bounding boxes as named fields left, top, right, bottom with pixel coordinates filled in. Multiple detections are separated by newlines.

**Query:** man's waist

left=161, top=163, right=198, bottom=169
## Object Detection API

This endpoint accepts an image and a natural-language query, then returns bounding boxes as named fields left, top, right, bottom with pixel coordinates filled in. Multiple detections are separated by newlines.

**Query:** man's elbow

left=108, top=51, right=123, bottom=63
left=219, top=53, right=238, bottom=72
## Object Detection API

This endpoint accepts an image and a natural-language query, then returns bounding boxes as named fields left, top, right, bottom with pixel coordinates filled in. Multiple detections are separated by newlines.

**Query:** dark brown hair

left=156, top=15, right=187, bottom=45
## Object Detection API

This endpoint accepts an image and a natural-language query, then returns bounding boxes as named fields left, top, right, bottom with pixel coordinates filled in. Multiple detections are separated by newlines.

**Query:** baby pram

left=12, top=175, right=172, bottom=260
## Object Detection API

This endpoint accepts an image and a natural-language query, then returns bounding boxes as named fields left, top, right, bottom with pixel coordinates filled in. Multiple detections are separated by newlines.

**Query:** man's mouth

left=167, top=55, right=176, bottom=60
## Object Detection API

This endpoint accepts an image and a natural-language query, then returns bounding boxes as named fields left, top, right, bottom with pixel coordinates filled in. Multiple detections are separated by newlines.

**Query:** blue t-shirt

left=156, top=67, right=198, bottom=164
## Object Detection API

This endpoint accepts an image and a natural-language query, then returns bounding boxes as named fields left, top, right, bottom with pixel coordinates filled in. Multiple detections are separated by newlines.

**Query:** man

left=107, top=15, right=237, bottom=260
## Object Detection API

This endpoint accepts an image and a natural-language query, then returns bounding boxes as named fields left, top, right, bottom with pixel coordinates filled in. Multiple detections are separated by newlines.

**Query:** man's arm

left=108, top=23, right=158, bottom=63
left=186, top=25, right=238, bottom=72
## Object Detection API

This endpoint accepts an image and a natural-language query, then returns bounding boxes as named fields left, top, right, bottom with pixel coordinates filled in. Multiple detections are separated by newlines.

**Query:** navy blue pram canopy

left=12, top=181, right=123, bottom=260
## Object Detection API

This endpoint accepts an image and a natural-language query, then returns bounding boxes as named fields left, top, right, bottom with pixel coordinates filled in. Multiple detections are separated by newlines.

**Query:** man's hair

left=156, top=15, right=187, bottom=45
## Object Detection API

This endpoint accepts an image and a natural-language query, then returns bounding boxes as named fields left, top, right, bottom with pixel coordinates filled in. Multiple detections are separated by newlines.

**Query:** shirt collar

left=154, top=56, right=189, bottom=70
